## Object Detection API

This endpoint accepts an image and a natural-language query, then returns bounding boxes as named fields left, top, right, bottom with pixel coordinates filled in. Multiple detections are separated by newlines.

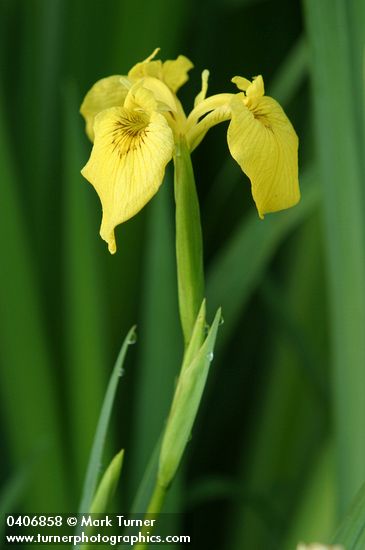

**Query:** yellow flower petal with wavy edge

left=128, top=49, right=193, bottom=93
left=128, top=48, right=163, bottom=81
left=227, top=85, right=299, bottom=218
left=162, top=55, right=194, bottom=93
left=81, top=106, right=174, bottom=253
left=80, top=75, right=130, bottom=141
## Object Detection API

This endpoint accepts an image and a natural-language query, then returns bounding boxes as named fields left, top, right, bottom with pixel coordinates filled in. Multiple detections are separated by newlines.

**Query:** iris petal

left=81, top=106, right=174, bottom=253
left=128, top=51, right=193, bottom=93
left=80, top=75, right=130, bottom=142
left=162, top=55, right=194, bottom=93
left=227, top=93, right=299, bottom=217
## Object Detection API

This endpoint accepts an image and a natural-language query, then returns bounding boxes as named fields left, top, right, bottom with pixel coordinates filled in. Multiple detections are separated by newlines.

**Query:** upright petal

left=227, top=93, right=299, bottom=217
left=129, top=51, right=193, bottom=94
left=162, top=55, right=194, bottom=93
left=194, top=69, right=210, bottom=107
left=128, top=48, right=163, bottom=81
left=80, top=76, right=130, bottom=141
left=81, top=106, right=174, bottom=253
left=130, top=77, right=178, bottom=113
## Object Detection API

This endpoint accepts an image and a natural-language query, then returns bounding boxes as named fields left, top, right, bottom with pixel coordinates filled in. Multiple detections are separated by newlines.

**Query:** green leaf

left=79, top=450, right=124, bottom=550
left=89, top=450, right=124, bottom=514
left=304, top=0, right=365, bottom=510
left=78, top=326, right=136, bottom=513
left=158, top=307, right=221, bottom=488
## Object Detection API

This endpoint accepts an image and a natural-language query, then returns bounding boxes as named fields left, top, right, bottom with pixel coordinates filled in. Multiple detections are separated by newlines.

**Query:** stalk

left=173, top=136, right=205, bottom=347
left=135, top=137, right=207, bottom=541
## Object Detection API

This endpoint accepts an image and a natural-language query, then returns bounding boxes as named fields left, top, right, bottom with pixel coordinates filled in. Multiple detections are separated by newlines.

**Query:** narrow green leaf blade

left=78, top=326, right=136, bottom=513
left=89, top=450, right=124, bottom=514
left=304, top=0, right=365, bottom=509
left=79, top=450, right=124, bottom=550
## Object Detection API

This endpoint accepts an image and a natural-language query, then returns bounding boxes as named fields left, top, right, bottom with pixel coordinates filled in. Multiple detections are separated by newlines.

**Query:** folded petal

left=80, top=76, right=130, bottom=141
left=128, top=50, right=193, bottom=93
left=162, top=55, right=194, bottom=93
left=81, top=106, right=174, bottom=253
left=231, top=76, right=251, bottom=92
left=232, top=75, right=264, bottom=98
left=227, top=93, right=299, bottom=217
left=128, top=48, right=163, bottom=81
left=132, top=77, right=178, bottom=113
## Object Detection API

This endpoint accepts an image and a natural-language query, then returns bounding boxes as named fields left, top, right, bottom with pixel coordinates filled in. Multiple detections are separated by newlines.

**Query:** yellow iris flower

left=80, top=49, right=300, bottom=253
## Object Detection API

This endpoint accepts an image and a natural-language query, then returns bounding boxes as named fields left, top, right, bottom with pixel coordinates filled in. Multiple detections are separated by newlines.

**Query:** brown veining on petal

left=110, top=111, right=149, bottom=156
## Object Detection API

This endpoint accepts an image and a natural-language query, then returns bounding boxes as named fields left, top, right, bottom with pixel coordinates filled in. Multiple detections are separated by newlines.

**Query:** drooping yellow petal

left=81, top=106, right=174, bottom=253
left=227, top=92, right=299, bottom=217
left=80, top=75, right=130, bottom=141
left=162, top=55, right=194, bottom=93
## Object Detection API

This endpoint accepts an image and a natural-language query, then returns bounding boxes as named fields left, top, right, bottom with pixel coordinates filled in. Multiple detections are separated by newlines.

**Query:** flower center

left=244, top=97, right=273, bottom=130
left=111, top=110, right=149, bottom=156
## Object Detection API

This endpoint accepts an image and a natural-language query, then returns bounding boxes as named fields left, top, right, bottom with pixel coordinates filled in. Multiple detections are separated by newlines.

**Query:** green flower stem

left=173, top=136, right=205, bottom=347
left=134, top=483, right=166, bottom=550
left=135, top=137, right=207, bottom=544
left=145, top=482, right=166, bottom=515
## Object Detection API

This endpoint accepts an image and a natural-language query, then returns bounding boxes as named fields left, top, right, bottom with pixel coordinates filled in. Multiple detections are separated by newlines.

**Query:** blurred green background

left=1, top=0, right=365, bottom=548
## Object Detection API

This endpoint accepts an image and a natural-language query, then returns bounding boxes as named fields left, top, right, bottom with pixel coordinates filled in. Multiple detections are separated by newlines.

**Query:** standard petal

left=128, top=48, right=163, bottom=81
left=227, top=94, right=299, bottom=217
left=162, top=55, right=194, bottom=92
left=81, top=106, right=174, bottom=253
left=131, top=77, right=178, bottom=113
left=231, top=76, right=251, bottom=92
left=80, top=75, right=130, bottom=141
left=129, top=51, right=193, bottom=94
